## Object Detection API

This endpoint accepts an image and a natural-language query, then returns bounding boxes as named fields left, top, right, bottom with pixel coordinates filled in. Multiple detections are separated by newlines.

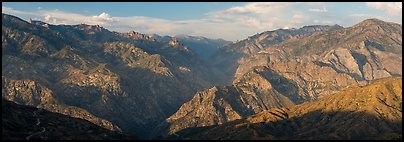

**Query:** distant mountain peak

left=351, top=18, right=402, bottom=33
left=355, top=18, right=389, bottom=27
left=362, top=18, right=385, bottom=23
left=299, top=24, right=343, bottom=31
left=118, top=30, right=153, bottom=40
left=169, top=38, right=180, bottom=46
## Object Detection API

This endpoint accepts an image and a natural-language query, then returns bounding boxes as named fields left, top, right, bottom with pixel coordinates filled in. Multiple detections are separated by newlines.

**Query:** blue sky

left=3, top=2, right=247, bottom=20
left=2, top=2, right=402, bottom=41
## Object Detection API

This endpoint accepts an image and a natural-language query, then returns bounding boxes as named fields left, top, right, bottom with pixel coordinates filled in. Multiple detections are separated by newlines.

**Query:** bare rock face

left=234, top=52, right=271, bottom=80
left=316, top=39, right=400, bottom=82
left=174, top=77, right=402, bottom=140
left=266, top=58, right=359, bottom=101
left=320, top=48, right=363, bottom=78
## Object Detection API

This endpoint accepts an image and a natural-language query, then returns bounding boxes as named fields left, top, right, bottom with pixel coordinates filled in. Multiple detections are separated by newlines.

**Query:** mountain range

left=2, top=13, right=402, bottom=140
left=169, top=77, right=402, bottom=140
left=2, top=13, right=227, bottom=138
left=157, top=18, right=402, bottom=138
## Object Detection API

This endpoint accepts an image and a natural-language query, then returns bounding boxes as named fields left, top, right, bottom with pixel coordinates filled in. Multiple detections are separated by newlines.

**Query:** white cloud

left=3, top=6, right=117, bottom=26
left=42, top=11, right=108, bottom=25
left=309, top=7, right=328, bottom=12
left=203, top=2, right=341, bottom=39
left=92, top=12, right=115, bottom=22
left=44, top=15, right=51, bottom=21
left=349, top=13, right=371, bottom=17
left=2, top=6, right=37, bottom=16
left=348, top=13, right=384, bottom=19
left=217, top=2, right=290, bottom=15
left=366, top=2, right=402, bottom=16
left=292, top=14, right=309, bottom=20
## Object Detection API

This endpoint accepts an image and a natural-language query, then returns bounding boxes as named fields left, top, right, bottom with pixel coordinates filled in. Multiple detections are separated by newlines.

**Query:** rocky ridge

left=172, top=77, right=402, bottom=140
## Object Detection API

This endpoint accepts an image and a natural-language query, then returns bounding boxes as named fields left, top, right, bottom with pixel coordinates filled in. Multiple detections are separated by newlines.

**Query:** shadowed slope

left=2, top=99, right=135, bottom=140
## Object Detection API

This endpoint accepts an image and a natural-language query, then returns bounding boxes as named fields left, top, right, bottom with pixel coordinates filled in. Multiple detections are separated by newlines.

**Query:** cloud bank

left=366, top=2, right=402, bottom=16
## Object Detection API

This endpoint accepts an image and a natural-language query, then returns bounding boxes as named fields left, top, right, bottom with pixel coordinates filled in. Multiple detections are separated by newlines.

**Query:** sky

left=2, top=2, right=402, bottom=41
